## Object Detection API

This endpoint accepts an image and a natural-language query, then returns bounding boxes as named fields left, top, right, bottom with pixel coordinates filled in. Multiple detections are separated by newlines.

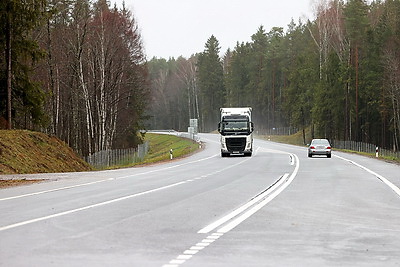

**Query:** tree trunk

left=6, top=6, right=12, bottom=130
left=355, top=44, right=359, bottom=141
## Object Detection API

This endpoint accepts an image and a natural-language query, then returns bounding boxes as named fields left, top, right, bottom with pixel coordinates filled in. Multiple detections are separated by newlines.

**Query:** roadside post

left=170, top=149, right=173, bottom=160
left=376, top=146, right=379, bottom=158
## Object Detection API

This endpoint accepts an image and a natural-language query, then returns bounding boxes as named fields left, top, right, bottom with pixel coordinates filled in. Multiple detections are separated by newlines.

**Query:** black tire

left=327, top=153, right=331, bottom=158
left=308, top=153, right=312, bottom=157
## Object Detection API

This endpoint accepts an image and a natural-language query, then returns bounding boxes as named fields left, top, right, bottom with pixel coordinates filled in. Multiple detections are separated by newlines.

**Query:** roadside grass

left=138, top=133, right=201, bottom=165
left=258, top=130, right=400, bottom=163
left=93, top=133, right=201, bottom=170
left=259, top=131, right=307, bottom=147
left=0, top=131, right=201, bottom=187
left=337, top=149, right=400, bottom=163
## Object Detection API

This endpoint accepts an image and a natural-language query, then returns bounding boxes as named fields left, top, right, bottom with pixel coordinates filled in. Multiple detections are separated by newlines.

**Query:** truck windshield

left=223, top=121, right=248, bottom=131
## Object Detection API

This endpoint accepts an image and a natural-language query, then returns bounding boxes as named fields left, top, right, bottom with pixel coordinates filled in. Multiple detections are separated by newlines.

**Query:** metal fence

left=333, top=140, right=400, bottom=159
left=85, top=141, right=149, bottom=169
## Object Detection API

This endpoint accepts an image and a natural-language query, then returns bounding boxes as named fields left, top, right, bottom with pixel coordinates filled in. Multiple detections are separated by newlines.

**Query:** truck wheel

left=244, top=152, right=252, bottom=157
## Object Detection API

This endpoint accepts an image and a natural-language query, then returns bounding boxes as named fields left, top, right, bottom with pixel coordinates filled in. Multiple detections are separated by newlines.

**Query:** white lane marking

left=163, top=234, right=220, bottom=267
left=198, top=173, right=290, bottom=234
left=0, top=154, right=219, bottom=202
left=211, top=232, right=223, bottom=236
left=218, top=154, right=299, bottom=233
left=165, top=153, right=300, bottom=267
left=0, top=179, right=112, bottom=202
left=115, top=153, right=220, bottom=181
left=334, top=155, right=400, bottom=197
left=0, top=151, right=257, bottom=231
left=0, top=181, right=186, bottom=232
left=183, top=250, right=198, bottom=255
left=190, top=246, right=204, bottom=250
left=196, top=242, right=210, bottom=247
left=177, top=255, right=192, bottom=260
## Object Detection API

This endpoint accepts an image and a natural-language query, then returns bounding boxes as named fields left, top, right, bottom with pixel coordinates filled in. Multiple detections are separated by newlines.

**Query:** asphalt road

left=1, top=133, right=399, bottom=267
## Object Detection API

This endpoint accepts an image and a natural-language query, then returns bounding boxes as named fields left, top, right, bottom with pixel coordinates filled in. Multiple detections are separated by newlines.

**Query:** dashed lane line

left=198, top=173, right=289, bottom=234
left=163, top=153, right=299, bottom=267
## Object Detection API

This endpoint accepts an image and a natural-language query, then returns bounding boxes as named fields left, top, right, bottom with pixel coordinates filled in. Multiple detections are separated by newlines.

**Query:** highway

left=1, top=133, right=399, bottom=267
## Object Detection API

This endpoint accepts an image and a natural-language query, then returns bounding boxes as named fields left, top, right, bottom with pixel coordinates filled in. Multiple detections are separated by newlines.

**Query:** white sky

left=112, top=0, right=315, bottom=59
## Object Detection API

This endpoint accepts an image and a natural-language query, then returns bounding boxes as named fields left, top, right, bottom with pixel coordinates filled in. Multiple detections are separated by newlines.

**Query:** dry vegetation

left=0, top=130, right=92, bottom=175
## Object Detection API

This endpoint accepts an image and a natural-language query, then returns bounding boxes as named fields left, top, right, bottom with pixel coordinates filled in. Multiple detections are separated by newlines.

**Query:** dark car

left=308, top=139, right=332, bottom=158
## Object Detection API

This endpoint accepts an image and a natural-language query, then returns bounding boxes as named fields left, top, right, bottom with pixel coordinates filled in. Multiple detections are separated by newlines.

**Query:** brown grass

left=0, top=130, right=92, bottom=175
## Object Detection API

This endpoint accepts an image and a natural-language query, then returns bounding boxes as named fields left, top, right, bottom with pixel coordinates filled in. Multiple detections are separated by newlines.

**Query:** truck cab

left=218, top=108, right=254, bottom=157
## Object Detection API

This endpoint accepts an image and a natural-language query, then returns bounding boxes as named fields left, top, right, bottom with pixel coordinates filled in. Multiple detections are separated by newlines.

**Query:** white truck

left=218, top=107, right=254, bottom=157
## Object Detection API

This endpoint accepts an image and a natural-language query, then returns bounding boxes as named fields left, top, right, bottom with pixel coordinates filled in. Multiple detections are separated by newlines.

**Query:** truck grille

left=226, top=137, right=246, bottom=152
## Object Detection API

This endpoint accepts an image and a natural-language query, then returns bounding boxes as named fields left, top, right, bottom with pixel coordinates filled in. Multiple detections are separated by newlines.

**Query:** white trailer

left=218, top=107, right=254, bottom=157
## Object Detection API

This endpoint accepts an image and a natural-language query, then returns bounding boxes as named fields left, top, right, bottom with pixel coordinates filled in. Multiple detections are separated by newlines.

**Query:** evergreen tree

left=197, top=35, right=225, bottom=132
left=0, top=0, right=49, bottom=129
left=248, top=26, right=268, bottom=125
left=344, top=0, right=369, bottom=141
left=224, top=42, right=251, bottom=108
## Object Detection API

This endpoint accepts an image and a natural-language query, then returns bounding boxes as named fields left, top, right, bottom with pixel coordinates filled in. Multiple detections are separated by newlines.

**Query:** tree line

left=1, top=0, right=400, bottom=154
left=0, top=0, right=150, bottom=156
left=148, top=0, right=400, bottom=150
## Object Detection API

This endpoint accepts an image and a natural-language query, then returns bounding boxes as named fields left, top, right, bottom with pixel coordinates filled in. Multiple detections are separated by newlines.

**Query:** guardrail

left=85, top=141, right=149, bottom=169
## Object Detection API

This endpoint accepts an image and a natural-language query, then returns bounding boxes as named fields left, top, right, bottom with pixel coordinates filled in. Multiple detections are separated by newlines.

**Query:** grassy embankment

left=0, top=130, right=91, bottom=175
left=0, top=130, right=200, bottom=187
left=136, top=133, right=199, bottom=165
left=102, top=133, right=201, bottom=169
left=139, top=133, right=200, bottom=165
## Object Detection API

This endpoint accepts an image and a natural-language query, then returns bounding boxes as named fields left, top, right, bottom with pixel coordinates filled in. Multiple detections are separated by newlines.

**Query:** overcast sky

left=112, top=0, right=315, bottom=59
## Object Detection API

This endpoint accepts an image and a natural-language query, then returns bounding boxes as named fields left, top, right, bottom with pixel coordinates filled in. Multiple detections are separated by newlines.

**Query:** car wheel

left=327, top=153, right=331, bottom=158
left=308, top=153, right=312, bottom=157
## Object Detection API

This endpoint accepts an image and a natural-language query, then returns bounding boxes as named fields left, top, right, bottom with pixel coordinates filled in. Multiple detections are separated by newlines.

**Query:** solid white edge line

left=1, top=149, right=259, bottom=231
left=0, top=154, right=219, bottom=202
left=334, top=155, right=400, bottom=197
left=217, top=154, right=299, bottom=233
left=197, top=173, right=290, bottom=234
left=0, top=179, right=112, bottom=202
left=0, top=181, right=187, bottom=232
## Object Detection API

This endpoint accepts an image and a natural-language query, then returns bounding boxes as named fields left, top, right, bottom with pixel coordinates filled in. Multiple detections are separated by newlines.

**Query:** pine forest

left=1, top=0, right=400, bottom=156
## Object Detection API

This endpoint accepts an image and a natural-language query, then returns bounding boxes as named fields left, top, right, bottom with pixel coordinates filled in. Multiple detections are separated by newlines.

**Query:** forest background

left=1, top=0, right=400, bottom=157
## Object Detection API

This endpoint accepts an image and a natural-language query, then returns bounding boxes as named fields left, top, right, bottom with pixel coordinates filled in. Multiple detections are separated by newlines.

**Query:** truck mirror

left=250, top=122, right=254, bottom=133
left=218, top=122, right=222, bottom=133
